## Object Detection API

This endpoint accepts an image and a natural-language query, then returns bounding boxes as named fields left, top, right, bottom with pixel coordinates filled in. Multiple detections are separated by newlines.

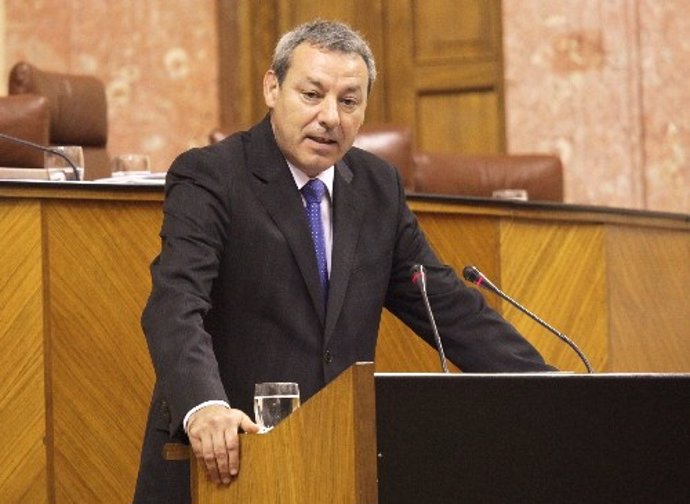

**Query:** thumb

left=238, top=413, right=261, bottom=434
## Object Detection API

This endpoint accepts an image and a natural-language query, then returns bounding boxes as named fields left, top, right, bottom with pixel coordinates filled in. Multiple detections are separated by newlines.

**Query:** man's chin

left=293, top=155, right=339, bottom=177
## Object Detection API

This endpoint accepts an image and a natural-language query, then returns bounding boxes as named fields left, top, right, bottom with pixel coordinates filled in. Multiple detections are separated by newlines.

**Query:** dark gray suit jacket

left=133, top=116, right=552, bottom=503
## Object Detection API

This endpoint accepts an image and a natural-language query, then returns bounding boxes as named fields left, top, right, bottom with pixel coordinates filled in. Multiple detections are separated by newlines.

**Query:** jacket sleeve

left=383, top=173, right=555, bottom=372
left=141, top=145, right=234, bottom=434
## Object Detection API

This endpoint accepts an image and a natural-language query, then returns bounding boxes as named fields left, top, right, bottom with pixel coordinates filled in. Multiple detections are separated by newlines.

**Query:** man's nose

left=317, top=97, right=339, bottom=129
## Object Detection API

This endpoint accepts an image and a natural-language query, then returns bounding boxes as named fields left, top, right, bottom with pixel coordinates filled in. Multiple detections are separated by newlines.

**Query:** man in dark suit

left=133, top=19, right=553, bottom=504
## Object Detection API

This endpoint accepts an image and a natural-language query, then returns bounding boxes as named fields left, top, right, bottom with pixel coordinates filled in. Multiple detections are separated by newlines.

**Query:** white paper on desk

left=94, top=172, right=166, bottom=185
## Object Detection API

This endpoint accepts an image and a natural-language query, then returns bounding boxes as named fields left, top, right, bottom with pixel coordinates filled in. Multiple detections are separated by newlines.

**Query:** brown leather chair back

left=354, top=124, right=415, bottom=191
left=9, top=61, right=110, bottom=179
left=414, top=152, right=564, bottom=202
left=0, top=94, right=50, bottom=167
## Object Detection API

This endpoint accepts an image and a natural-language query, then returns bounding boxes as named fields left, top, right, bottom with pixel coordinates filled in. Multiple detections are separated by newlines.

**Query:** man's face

left=263, top=42, right=369, bottom=177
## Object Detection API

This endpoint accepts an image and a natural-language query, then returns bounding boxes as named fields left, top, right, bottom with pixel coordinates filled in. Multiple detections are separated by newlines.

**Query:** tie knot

left=302, top=178, right=327, bottom=204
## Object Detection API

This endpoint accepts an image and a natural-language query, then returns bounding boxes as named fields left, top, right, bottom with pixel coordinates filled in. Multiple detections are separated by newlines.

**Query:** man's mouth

left=307, top=135, right=337, bottom=146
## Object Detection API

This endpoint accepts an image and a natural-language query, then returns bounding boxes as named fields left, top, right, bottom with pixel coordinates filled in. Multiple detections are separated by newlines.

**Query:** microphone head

left=462, top=265, right=481, bottom=284
left=410, top=264, right=425, bottom=286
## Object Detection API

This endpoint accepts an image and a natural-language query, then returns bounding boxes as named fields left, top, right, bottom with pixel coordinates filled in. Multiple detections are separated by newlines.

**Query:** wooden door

left=384, top=0, right=505, bottom=153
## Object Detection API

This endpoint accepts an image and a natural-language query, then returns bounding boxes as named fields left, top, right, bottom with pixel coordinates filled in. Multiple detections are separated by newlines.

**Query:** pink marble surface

left=637, top=1, right=690, bottom=212
left=4, top=0, right=219, bottom=173
left=504, top=0, right=689, bottom=213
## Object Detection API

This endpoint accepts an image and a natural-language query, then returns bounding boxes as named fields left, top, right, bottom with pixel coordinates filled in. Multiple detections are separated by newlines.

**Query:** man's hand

left=187, top=405, right=260, bottom=485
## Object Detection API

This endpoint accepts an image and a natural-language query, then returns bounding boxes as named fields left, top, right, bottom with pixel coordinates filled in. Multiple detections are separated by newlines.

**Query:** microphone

left=0, top=132, right=81, bottom=181
left=411, top=264, right=449, bottom=373
left=462, top=265, right=593, bottom=373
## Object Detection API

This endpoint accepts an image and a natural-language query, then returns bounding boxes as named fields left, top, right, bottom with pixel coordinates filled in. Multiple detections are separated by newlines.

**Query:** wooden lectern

left=177, top=366, right=690, bottom=503
left=185, top=362, right=378, bottom=504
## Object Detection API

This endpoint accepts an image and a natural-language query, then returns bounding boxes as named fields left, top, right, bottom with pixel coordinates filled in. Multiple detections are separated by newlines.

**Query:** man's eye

left=341, top=98, right=358, bottom=109
left=303, top=91, right=320, bottom=100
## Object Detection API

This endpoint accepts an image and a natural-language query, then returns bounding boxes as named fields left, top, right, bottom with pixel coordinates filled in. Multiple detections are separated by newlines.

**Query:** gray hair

left=271, top=19, right=377, bottom=94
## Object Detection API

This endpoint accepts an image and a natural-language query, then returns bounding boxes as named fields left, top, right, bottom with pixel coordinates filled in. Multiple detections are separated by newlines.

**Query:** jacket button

left=160, top=400, right=171, bottom=422
left=324, top=350, right=333, bottom=364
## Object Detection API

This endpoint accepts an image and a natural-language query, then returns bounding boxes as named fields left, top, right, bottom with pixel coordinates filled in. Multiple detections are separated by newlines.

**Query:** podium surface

left=376, top=373, right=690, bottom=503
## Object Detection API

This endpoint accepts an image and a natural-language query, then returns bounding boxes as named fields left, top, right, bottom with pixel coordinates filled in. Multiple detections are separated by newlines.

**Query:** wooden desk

left=1, top=182, right=688, bottom=503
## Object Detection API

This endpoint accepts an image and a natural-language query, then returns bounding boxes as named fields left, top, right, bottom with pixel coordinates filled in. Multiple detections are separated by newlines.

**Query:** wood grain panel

left=413, top=0, right=500, bottom=63
left=418, top=90, right=501, bottom=153
left=607, top=225, right=690, bottom=371
left=193, top=363, right=377, bottom=503
left=45, top=200, right=161, bottom=503
left=384, top=0, right=505, bottom=152
left=500, top=220, right=608, bottom=373
left=0, top=200, right=48, bottom=504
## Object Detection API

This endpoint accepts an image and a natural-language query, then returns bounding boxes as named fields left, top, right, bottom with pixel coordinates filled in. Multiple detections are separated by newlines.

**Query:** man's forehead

left=287, top=46, right=367, bottom=79
left=290, top=43, right=366, bottom=68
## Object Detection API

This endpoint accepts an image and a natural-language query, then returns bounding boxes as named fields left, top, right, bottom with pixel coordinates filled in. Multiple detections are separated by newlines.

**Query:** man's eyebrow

left=303, top=77, right=325, bottom=89
left=341, top=85, right=364, bottom=94
left=300, top=78, right=363, bottom=94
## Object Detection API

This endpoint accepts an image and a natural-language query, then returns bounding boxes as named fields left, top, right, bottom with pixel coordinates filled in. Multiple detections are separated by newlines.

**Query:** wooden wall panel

left=607, top=226, right=690, bottom=371
left=0, top=201, right=48, bottom=503
left=412, top=0, right=500, bottom=63
left=45, top=200, right=161, bottom=503
left=384, top=0, right=505, bottom=153
left=500, top=220, right=608, bottom=373
left=418, top=90, right=502, bottom=153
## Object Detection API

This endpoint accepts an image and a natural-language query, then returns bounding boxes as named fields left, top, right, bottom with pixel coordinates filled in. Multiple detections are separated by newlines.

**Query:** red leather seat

left=9, top=62, right=111, bottom=179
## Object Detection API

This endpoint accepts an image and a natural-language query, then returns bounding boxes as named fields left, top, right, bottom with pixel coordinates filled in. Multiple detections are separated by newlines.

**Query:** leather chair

left=353, top=124, right=415, bottom=191
left=0, top=94, right=50, bottom=167
left=354, top=124, right=564, bottom=202
left=8, top=61, right=111, bottom=179
left=413, top=151, right=564, bottom=202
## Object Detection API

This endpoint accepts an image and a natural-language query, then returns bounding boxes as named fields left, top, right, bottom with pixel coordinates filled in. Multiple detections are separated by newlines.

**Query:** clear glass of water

left=111, top=153, right=151, bottom=175
left=44, top=146, right=85, bottom=181
left=253, top=382, right=300, bottom=433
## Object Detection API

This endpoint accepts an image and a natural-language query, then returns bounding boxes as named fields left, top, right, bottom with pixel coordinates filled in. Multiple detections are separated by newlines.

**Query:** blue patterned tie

left=301, top=179, right=329, bottom=309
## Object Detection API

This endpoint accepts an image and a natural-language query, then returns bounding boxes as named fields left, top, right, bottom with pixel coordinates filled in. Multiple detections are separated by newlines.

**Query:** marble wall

left=504, top=0, right=690, bottom=212
left=3, top=1, right=688, bottom=212
left=3, top=0, right=219, bottom=172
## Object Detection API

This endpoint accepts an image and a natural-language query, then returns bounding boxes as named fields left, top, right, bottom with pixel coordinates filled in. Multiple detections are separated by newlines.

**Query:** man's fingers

left=225, top=428, right=240, bottom=477
left=238, top=412, right=261, bottom=434
left=187, top=406, right=252, bottom=484
left=199, top=434, right=222, bottom=484
left=213, top=430, right=232, bottom=484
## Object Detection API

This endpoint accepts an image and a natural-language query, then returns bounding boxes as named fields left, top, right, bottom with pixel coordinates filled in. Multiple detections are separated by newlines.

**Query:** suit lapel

left=324, top=159, right=363, bottom=344
left=246, top=118, right=327, bottom=324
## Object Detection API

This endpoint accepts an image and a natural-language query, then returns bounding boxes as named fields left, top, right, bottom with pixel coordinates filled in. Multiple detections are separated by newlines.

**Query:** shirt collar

left=287, top=161, right=335, bottom=199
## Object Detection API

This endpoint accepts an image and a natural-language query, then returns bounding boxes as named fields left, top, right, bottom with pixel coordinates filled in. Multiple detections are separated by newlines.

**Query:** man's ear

left=263, top=70, right=279, bottom=108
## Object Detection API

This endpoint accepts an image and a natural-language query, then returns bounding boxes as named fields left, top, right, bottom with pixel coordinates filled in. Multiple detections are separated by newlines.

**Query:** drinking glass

left=253, top=382, right=300, bottom=433
left=111, top=153, right=151, bottom=174
left=44, top=146, right=84, bottom=181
